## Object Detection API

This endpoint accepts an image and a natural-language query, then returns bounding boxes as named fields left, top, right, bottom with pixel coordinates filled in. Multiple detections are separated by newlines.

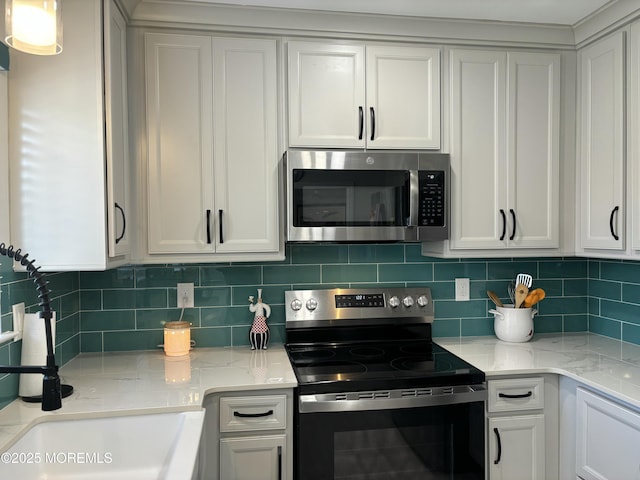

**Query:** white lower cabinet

left=576, top=388, right=640, bottom=480
left=220, top=435, right=286, bottom=480
left=488, top=415, right=545, bottom=480
left=487, top=375, right=558, bottom=480
left=200, top=390, right=293, bottom=480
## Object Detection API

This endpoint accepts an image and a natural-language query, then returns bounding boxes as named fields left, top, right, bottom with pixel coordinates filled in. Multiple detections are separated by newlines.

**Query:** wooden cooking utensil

left=487, top=290, right=503, bottom=307
left=523, top=288, right=546, bottom=308
left=515, top=283, right=529, bottom=308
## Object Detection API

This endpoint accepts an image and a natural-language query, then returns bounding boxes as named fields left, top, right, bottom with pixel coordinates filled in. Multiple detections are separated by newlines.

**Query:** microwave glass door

left=292, top=170, right=410, bottom=227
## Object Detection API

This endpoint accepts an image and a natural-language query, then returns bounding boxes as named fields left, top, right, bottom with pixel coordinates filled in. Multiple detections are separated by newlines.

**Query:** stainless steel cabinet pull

left=233, top=409, right=274, bottom=418
left=609, top=206, right=620, bottom=240
left=219, top=209, right=224, bottom=244
left=493, top=427, right=502, bottom=464
left=358, top=106, right=364, bottom=140
left=370, top=107, right=376, bottom=141
left=509, top=209, right=516, bottom=241
left=206, top=210, right=212, bottom=244
left=499, top=209, right=506, bottom=241
left=114, top=203, right=126, bottom=244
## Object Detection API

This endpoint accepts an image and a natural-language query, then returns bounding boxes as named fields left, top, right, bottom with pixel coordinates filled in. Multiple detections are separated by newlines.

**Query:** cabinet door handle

left=498, top=391, right=532, bottom=399
left=277, top=445, right=283, bottom=480
left=509, top=209, right=516, bottom=241
left=493, top=427, right=502, bottom=464
left=206, top=210, right=212, bottom=244
left=233, top=409, right=274, bottom=418
left=499, top=209, right=506, bottom=241
left=219, top=209, right=224, bottom=244
left=114, top=202, right=126, bottom=244
left=370, top=107, right=376, bottom=141
left=358, top=106, right=364, bottom=140
left=609, top=206, right=620, bottom=241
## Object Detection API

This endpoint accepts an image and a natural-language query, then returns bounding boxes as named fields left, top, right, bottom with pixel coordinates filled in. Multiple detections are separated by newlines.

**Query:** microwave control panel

left=418, top=171, right=445, bottom=226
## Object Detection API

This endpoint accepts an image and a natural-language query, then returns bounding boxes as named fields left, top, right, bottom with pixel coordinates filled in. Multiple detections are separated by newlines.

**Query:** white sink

left=1, top=410, right=205, bottom=479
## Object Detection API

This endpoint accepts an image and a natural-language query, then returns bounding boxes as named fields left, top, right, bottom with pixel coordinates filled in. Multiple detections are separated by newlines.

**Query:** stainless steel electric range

left=285, top=287, right=487, bottom=480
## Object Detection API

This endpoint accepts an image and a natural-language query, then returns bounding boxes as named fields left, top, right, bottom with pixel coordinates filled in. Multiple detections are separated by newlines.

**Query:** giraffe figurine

left=249, top=289, right=271, bottom=350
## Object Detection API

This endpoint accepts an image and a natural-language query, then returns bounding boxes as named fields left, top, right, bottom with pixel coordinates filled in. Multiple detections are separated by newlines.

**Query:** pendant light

left=4, top=0, right=62, bottom=55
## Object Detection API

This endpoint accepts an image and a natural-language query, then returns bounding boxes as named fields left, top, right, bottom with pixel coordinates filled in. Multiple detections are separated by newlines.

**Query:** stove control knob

left=388, top=296, right=400, bottom=308
left=402, top=296, right=415, bottom=308
left=417, top=295, right=429, bottom=307
left=306, top=298, right=318, bottom=312
left=290, top=298, right=303, bottom=311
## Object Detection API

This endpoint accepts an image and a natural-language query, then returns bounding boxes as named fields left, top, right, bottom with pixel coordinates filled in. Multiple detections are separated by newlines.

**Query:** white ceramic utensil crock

left=489, top=305, right=537, bottom=343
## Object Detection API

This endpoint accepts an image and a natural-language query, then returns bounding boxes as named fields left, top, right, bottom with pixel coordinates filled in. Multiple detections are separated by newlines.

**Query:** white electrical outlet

left=455, top=278, right=470, bottom=301
left=177, top=283, right=194, bottom=308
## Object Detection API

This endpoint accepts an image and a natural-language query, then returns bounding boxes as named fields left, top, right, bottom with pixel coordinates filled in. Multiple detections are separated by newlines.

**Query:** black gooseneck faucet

left=0, top=243, right=62, bottom=411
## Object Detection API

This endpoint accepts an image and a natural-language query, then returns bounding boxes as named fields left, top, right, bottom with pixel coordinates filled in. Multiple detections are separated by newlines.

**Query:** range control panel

left=285, top=288, right=434, bottom=328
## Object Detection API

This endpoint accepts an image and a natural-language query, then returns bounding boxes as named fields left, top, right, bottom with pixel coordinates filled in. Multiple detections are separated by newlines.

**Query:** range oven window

left=296, top=401, right=485, bottom=480
left=292, top=169, right=410, bottom=227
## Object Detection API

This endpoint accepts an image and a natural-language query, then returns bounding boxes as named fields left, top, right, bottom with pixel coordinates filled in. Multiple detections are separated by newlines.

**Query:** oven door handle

left=298, top=384, right=487, bottom=413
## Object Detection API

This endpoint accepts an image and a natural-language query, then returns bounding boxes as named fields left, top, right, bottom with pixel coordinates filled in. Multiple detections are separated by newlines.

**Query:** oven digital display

left=335, top=294, right=384, bottom=308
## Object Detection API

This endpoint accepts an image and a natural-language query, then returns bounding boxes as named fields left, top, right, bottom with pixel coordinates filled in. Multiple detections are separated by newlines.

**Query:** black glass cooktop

left=286, top=341, right=485, bottom=395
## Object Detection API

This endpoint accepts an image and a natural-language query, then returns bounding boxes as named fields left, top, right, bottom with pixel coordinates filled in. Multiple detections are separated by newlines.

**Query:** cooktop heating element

left=284, top=288, right=485, bottom=395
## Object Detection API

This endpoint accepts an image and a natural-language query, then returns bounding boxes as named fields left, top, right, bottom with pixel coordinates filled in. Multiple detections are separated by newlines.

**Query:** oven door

left=295, top=390, right=485, bottom=480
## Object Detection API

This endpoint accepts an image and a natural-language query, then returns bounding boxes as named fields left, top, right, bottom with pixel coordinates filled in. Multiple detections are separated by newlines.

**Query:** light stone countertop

left=436, top=332, right=640, bottom=410
left=0, top=346, right=297, bottom=452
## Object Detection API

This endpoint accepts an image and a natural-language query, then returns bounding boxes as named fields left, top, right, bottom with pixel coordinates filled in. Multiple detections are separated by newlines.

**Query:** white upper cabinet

left=287, top=41, right=440, bottom=149
left=105, top=0, right=131, bottom=258
left=145, top=33, right=215, bottom=254
left=8, top=0, right=130, bottom=271
left=578, top=31, right=626, bottom=251
left=630, top=22, right=640, bottom=252
left=144, top=33, right=280, bottom=259
left=448, top=48, right=560, bottom=250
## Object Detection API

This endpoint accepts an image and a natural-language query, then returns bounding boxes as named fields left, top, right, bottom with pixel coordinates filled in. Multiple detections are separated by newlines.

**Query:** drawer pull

left=499, top=391, right=533, bottom=399
left=233, top=409, right=274, bottom=418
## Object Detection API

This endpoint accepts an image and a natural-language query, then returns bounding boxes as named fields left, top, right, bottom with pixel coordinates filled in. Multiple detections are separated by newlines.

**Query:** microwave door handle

left=408, top=170, right=419, bottom=227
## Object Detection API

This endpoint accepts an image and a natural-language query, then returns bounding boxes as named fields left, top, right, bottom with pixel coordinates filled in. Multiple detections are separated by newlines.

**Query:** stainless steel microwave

left=284, top=150, right=449, bottom=242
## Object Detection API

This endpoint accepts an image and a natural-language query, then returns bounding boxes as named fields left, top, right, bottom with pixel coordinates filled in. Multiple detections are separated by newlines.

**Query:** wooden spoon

left=515, top=283, right=529, bottom=308
left=523, top=288, right=546, bottom=308
left=487, top=290, right=503, bottom=307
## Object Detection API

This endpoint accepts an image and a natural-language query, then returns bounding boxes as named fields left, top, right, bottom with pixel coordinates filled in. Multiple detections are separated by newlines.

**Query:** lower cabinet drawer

left=488, top=377, right=545, bottom=412
left=220, top=395, right=287, bottom=432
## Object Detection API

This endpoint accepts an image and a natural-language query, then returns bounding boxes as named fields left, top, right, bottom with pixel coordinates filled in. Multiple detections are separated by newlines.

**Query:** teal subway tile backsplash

left=4, top=247, right=640, bottom=409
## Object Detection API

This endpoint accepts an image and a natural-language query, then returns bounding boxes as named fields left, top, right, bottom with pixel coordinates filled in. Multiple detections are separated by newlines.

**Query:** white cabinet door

left=213, top=38, right=279, bottom=253
left=449, top=49, right=560, bottom=250
left=287, top=42, right=440, bottom=149
left=576, top=388, right=640, bottom=480
left=145, top=33, right=215, bottom=254
left=489, top=415, right=546, bottom=480
left=449, top=49, right=507, bottom=249
left=220, top=435, right=286, bottom=480
left=507, top=52, right=560, bottom=248
left=104, top=0, right=130, bottom=258
left=366, top=45, right=440, bottom=149
left=630, top=22, right=640, bottom=251
left=287, top=42, right=365, bottom=148
left=579, top=31, right=625, bottom=251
